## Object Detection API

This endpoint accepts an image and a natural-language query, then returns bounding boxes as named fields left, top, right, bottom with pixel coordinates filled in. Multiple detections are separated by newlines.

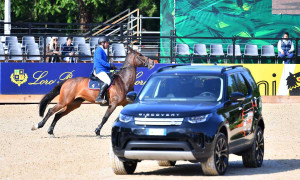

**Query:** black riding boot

left=95, top=83, right=109, bottom=104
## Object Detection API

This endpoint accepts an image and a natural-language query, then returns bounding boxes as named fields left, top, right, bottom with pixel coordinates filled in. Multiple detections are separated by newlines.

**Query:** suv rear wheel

left=201, top=133, right=229, bottom=176
left=157, top=161, right=176, bottom=166
left=242, top=126, right=264, bottom=168
left=110, top=148, right=137, bottom=175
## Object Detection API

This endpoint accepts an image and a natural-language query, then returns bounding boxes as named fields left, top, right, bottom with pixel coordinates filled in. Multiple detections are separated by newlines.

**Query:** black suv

left=111, top=65, right=265, bottom=176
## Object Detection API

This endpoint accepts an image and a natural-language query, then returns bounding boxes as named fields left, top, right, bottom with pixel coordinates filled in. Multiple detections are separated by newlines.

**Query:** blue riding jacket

left=91, top=46, right=111, bottom=74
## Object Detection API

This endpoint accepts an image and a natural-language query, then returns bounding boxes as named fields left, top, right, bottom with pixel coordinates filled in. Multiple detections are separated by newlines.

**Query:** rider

left=92, top=36, right=116, bottom=104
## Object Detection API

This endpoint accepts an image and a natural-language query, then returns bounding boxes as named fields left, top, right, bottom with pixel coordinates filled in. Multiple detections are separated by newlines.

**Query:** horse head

left=128, top=47, right=155, bottom=70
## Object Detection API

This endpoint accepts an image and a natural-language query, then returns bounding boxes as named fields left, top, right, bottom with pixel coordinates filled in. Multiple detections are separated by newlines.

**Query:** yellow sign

left=10, top=69, right=28, bottom=87
left=192, top=64, right=300, bottom=96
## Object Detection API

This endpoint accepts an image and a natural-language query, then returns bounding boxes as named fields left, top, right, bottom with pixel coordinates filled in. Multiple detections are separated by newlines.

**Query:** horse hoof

left=95, top=129, right=100, bottom=136
left=31, top=124, right=38, bottom=131
left=49, top=134, right=56, bottom=138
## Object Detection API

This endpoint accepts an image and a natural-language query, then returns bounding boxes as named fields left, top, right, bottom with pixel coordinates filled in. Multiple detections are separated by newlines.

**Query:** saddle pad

left=88, top=73, right=116, bottom=90
left=88, top=79, right=104, bottom=90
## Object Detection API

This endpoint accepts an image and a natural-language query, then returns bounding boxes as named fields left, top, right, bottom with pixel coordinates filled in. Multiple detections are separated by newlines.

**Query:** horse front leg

left=95, top=103, right=117, bottom=136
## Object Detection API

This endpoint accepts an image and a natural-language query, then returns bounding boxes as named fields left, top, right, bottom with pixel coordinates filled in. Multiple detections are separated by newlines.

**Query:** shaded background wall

left=160, top=0, right=300, bottom=62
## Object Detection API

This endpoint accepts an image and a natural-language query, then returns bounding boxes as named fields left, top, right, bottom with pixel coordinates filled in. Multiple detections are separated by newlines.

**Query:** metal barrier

left=0, top=26, right=299, bottom=63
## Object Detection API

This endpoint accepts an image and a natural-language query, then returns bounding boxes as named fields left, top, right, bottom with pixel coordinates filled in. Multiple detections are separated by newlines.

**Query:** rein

left=116, top=52, right=149, bottom=71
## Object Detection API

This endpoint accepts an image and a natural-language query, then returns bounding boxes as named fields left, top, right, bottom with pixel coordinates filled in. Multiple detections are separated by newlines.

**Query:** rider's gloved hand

left=110, top=64, right=117, bottom=70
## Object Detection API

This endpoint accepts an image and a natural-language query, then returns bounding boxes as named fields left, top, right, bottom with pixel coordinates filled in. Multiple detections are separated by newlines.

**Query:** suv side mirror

left=126, top=91, right=137, bottom=102
left=230, top=92, right=245, bottom=102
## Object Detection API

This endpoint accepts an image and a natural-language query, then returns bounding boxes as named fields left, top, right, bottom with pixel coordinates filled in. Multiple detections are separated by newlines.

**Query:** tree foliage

left=0, top=0, right=160, bottom=30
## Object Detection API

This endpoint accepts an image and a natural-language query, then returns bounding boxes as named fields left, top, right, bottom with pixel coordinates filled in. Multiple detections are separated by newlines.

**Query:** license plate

left=147, top=128, right=166, bottom=136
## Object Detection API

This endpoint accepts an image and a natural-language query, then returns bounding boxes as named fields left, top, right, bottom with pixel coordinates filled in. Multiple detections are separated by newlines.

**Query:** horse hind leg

left=31, top=103, right=65, bottom=131
left=47, top=98, right=84, bottom=137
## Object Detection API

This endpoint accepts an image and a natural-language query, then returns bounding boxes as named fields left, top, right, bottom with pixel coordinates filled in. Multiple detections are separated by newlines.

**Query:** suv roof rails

left=221, top=65, right=243, bottom=73
left=157, top=64, right=187, bottom=72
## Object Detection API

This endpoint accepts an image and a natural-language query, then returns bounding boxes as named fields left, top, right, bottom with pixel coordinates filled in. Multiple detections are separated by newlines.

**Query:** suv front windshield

left=139, top=75, right=223, bottom=102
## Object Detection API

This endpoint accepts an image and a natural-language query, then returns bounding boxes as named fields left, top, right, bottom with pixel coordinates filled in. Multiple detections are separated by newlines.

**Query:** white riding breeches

left=93, top=70, right=111, bottom=85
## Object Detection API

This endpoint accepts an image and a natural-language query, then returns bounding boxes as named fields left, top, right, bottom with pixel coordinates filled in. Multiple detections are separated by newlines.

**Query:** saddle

left=88, top=72, right=115, bottom=90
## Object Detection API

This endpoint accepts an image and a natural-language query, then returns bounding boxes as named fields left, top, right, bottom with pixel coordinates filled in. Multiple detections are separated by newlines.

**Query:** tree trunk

left=78, top=0, right=92, bottom=33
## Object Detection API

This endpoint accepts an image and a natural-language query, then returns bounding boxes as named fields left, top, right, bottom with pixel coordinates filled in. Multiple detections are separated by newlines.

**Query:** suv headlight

left=119, top=113, right=133, bottom=123
left=187, top=114, right=209, bottom=124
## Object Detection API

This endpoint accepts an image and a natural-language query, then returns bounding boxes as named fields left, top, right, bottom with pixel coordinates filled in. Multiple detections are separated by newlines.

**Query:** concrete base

left=0, top=95, right=60, bottom=103
left=1, top=95, right=300, bottom=104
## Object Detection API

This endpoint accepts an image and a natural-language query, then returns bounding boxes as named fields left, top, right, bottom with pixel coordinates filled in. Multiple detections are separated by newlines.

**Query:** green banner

left=160, top=0, right=300, bottom=63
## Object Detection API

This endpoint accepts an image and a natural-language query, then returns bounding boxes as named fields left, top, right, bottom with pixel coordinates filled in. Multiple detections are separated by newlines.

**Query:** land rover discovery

left=111, top=65, right=265, bottom=176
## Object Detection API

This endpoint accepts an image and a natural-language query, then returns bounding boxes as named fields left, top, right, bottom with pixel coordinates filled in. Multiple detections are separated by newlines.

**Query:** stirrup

left=95, top=98, right=107, bottom=104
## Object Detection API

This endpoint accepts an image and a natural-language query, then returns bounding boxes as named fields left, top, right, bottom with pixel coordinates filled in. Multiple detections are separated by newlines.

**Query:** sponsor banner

left=192, top=64, right=300, bottom=96
left=235, top=64, right=300, bottom=96
left=0, top=63, right=171, bottom=94
left=1, top=63, right=299, bottom=96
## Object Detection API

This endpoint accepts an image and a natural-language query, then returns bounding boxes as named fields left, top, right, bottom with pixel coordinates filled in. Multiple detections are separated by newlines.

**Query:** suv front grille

left=134, top=117, right=184, bottom=126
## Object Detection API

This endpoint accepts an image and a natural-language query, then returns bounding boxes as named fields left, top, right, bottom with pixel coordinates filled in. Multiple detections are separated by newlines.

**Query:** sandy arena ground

left=0, top=103, right=300, bottom=180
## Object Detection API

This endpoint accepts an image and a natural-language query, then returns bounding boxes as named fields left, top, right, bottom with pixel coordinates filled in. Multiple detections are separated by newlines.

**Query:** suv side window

left=242, top=70, right=258, bottom=94
left=227, top=74, right=238, bottom=98
left=235, top=73, right=249, bottom=96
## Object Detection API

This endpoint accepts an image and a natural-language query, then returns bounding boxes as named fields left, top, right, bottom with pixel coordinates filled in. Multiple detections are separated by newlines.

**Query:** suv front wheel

left=242, top=126, right=264, bottom=168
left=201, top=133, right=229, bottom=175
left=110, top=148, right=137, bottom=175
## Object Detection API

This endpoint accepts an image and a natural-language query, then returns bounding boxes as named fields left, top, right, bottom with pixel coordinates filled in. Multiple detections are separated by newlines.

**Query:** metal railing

left=0, top=29, right=299, bottom=63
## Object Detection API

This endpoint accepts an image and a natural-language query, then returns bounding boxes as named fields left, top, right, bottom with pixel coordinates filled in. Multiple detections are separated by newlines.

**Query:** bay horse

left=31, top=47, right=155, bottom=137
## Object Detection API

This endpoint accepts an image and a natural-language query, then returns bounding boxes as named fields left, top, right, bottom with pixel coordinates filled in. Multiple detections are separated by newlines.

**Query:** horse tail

left=39, top=80, right=67, bottom=117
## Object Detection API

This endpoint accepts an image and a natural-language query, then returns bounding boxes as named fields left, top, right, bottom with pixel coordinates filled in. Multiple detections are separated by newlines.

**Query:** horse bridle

left=118, top=51, right=149, bottom=70
left=132, top=51, right=149, bottom=67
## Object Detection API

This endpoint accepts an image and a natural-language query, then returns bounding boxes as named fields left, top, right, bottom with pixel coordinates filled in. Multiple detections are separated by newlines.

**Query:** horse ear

left=128, top=46, right=135, bottom=53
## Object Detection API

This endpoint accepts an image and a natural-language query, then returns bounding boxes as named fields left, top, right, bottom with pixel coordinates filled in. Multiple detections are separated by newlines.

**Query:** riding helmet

left=98, top=36, right=109, bottom=44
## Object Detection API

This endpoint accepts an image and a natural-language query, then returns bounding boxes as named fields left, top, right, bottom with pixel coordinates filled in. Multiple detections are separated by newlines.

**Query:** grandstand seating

left=0, top=36, right=5, bottom=43
left=140, top=45, right=159, bottom=61
left=243, top=44, right=259, bottom=63
left=25, top=43, right=39, bottom=53
left=227, top=45, right=242, bottom=57
left=0, top=43, right=5, bottom=61
left=0, top=35, right=299, bottom=63
left=227, top=45, right=242, bottom=63
left=26, top=49, right=41, bottom=62
left=78, top=44, right=92, bottom=62
left=193, top=44, right=208, bottom=56
left=261, top=45, right=276, bottom=64
left=5, top=36, right=18, bottom=48
left=8, top=43, right=22, bottom=52
left=22, top=36, right=36, bottom=47
left=176, top=44, right=191, bottom=62
left=73, top=37, right=86, bottom=49
left=210, top=44, right=224, bottom=56
left=9, top=49, right=23, bottom=62
left=57, top=37, right=67, bottom=47
left=210, top=44, right=225, bottom=63
left=89, top=37, right=99, bottom=50
left=192, top=44, right=208, bottom=63
left=39, top=36, right=52, bottom=48
left=111, top=43, right=125, bottom=53
left=113, top=50, right=126, bottom=62
left=176, top=44, right=190, bottom=55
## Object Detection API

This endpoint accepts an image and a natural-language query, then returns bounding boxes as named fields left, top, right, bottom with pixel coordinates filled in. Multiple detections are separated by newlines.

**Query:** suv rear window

left=235, top=73, right=249, bottom=96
